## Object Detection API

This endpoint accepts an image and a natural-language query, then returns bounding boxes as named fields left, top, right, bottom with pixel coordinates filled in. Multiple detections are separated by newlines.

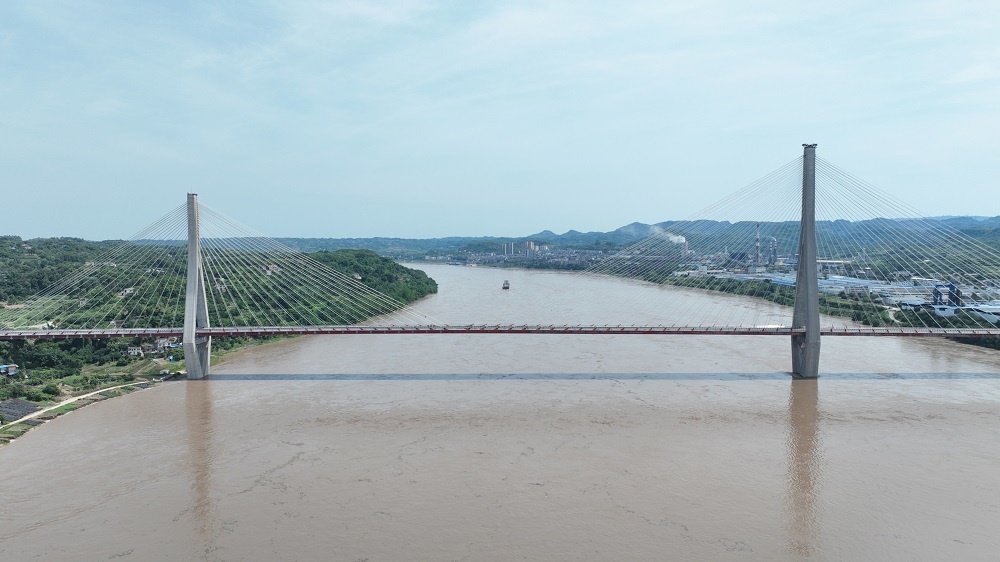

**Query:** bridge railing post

left=183, top=193, right=211, bottom=379
left=792, top=144, right=821, bottom=378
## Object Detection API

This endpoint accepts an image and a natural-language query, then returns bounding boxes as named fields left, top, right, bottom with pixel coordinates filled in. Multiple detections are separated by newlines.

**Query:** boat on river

left=502, top=280, right=510, bottom=290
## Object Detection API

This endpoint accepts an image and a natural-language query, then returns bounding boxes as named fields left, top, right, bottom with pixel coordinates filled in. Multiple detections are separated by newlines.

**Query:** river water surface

left=1, top=264, right=999, bottom=560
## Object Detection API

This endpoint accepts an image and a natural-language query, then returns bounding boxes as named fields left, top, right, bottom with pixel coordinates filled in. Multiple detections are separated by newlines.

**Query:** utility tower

left=183, top=193, right=212, bottom=379
left=791, top=144, right=821, bottom=378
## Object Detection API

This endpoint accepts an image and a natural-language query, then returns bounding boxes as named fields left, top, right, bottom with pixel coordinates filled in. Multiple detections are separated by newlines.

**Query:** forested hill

left=310, top=250, right=437, bottom=303
left=0, top=236, right=436, bottom=305
left=0, top=241, right=436, bottom=405
left=0, top=236, right=112, bottom=302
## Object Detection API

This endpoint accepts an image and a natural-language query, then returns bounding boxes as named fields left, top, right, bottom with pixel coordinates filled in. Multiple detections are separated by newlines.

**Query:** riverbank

left=0, top=377, right=175, bottom=448
left=0, top=333, right=292, bottom=447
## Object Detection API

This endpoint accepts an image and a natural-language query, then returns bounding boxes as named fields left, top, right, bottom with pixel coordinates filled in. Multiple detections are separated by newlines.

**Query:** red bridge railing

left=3, top=325, right=1000, bottom=340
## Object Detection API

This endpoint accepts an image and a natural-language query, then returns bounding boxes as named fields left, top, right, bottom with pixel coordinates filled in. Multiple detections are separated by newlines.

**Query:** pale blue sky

left=2, top=1, right=998, bottom=240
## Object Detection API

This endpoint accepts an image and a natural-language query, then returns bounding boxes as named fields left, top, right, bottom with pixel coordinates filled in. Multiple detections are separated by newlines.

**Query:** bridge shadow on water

left=180, top=372, right=997, bottom=557
left=203, top=372, right=1000, bottom=381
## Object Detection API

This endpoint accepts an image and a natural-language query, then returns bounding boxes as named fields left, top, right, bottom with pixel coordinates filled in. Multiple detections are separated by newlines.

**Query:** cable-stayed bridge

left=3, top=145, right=1000, bottom=379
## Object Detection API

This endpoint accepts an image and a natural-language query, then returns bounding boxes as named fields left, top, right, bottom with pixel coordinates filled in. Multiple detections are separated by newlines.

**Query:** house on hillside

left=155, top=337, right=176, bottom=352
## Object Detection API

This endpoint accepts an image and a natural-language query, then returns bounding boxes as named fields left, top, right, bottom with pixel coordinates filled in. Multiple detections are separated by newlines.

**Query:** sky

left=1, top=0, right=998, bottom=240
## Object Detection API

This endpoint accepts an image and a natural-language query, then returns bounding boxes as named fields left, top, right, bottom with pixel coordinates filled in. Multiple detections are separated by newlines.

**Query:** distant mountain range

left=277, top=215, right=1000, bottom=258
left=932, top=216, right=1000, bottom=230
left=527, top=216, right=1000, bottom=242
left=524, top=222, right=663, bottom=245
left=929, top=216, right=993, bottom=221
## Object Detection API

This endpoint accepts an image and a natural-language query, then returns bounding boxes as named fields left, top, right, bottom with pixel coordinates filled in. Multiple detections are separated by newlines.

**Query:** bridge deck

left=3, top=325, right=1000, bottom=340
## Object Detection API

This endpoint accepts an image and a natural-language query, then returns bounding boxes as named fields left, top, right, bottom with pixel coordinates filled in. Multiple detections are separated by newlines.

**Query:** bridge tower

left=183, top=193, right=212, bottom=379
left=791, top=144, right=821, bottom=378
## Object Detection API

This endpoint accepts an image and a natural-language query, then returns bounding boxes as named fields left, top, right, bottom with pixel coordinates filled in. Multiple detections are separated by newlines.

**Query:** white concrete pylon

left=791, top=144, right=821, bottom=378
left=183, top=193, right=212, bottom=379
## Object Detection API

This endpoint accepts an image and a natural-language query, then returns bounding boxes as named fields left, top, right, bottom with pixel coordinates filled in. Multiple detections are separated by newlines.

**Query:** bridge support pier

left=184, top=193, right=212, bottom=379
left=792, top=144, right=821, bottom=378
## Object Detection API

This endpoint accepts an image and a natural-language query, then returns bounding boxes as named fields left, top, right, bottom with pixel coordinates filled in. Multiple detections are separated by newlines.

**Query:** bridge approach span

left=3, top=325, right=1000, bottom=341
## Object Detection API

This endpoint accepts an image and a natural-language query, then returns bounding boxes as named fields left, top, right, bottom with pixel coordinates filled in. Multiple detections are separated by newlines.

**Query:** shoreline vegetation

left=0, top=242, right=437, bottom=446
left=0, top=379, right=164, bottom=446
left=0, top=335, right=291, bottom=448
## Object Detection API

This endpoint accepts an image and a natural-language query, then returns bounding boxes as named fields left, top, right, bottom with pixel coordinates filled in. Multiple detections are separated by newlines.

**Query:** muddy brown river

left=1, top=264, right=999, bottom=560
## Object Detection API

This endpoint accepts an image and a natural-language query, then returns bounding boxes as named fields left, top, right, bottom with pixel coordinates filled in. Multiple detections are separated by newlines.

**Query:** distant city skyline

left=2, top=1, right=998, bottom=241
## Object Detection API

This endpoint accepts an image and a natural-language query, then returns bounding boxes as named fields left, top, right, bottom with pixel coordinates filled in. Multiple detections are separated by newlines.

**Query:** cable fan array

left=196, top=204, right=437, bottom=327
left=4, top=153, right=998, bottom=336
left=0, top=204, right=190, bottom=331
left=587, top=155, right=1000, bottom=332
left=0, top=202, right=439, bottom=331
